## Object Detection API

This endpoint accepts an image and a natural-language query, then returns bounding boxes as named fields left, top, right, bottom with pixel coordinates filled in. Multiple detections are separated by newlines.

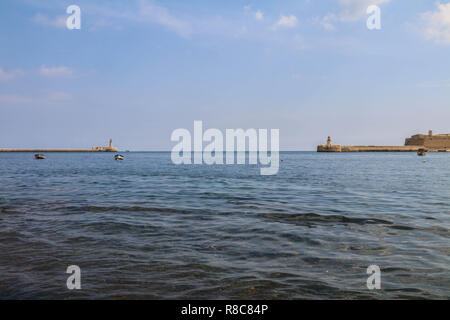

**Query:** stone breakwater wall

left=341, top=146, right=422, bottom=152
left=0, top=149, right=117, bottom=152
left=317, top=132, right=450, bottom=152
left=0, top=140, right=119, bottom=153
left=317, top=145, right=449, bottom=152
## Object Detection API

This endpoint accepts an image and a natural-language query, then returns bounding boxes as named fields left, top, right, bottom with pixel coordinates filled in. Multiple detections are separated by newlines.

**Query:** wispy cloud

left=90, top=1, right=259, bottom=39
left=318, top=13, right=337, bottom=31
left=32, top=13, right=66, bottom=28
left=31, top=1, right=192, bottom=37
left=137, top=0, right=192, bottom=38
left=40, top=65, right=74, bottom=77
left=338, top=0, right=390, bottom=22
left=243, top=5, right=263, bottom=22
left=0, top=92, right=72, bottom=104
left=28, top=1, right=298, bottom=42
left=0, top=68, right=24, bottom=81
left=26, top=1, right=303, bottom=47
left=272, top=15, right=298, bottom=30
left=0, top=94, right=34, bottom=104
left=255, top=10, right=264, bottom=21
left=421, top=2, right=450, bottom=45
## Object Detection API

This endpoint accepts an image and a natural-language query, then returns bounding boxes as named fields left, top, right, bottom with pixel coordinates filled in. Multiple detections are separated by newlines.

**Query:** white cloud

left=0, top=68, right=23, bottom=81
left=319, top=13, right=337, bottom=31
left=421, top=2, right=450, bottom=45
left=40, top=66, right=74, bottom=77
left=33, top=13, right=66, bottom=28
left=255, top=10, right=264, bottom=21
left=272, top=15, right=298, bottom=30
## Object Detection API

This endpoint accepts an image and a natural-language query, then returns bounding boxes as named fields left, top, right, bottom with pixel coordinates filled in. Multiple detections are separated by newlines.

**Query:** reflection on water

left=0, top=152, right=449, bottom=299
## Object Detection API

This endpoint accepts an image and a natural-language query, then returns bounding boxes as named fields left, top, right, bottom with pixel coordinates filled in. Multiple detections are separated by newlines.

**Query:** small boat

left=417, top=149, right=426, bottom=156
left=114, top=154, right=124, bottom=160
left=34, top=154, right=46, bottom=160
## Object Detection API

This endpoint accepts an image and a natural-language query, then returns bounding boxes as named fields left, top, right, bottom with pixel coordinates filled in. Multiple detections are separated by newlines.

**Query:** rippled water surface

left=0, top=152, right=449, bottom=299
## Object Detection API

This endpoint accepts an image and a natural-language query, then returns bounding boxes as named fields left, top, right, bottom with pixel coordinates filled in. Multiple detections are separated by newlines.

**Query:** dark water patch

left=384, top=287, right=427, bottom=294
left=0, top=206, right=23, bottom=215
left=259, top=212, right=393, bottom=225
left=65, top=205, right=199, bottom=215
left=381, top=267, right=412, bottom=273
left=390, top=224, right=415, bottom=231
left=278, top=232, right=322, bottom=246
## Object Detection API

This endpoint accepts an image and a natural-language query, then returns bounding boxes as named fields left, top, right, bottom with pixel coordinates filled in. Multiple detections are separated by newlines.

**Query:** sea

left=0, top=152, right=449, bottom=299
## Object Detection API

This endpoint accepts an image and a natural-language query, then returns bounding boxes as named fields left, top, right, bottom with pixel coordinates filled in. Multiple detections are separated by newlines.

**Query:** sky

left=0, top=0, right=449, bottom=150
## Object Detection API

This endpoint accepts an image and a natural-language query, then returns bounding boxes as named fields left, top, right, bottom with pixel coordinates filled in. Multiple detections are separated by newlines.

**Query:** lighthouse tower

left=317, top=136, right=342, bottom=152
left=91, top=139, right=118, bottom=152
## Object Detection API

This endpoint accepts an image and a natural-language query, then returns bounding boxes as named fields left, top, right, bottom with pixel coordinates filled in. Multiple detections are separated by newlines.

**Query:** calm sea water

left=0, top=152, right=449, bottom=299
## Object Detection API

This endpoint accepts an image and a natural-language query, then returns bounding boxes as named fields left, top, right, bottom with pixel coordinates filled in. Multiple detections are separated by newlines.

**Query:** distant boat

left=114, top=154, right=124, bottom=160
left=34, top=154, right=46, bottom=160
left=418, top=149, right=427, bottom=156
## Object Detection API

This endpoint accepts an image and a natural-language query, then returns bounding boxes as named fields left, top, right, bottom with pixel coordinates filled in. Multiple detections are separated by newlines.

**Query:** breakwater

left=317, top=145, right=424, bottom=152
left=0, top=149, right=115, bottom=152
left=0, top=139, right=118, bottom=152
left=317, top=131, right=450, bottom=152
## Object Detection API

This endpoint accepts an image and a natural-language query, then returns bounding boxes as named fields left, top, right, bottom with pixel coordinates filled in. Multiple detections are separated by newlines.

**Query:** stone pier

left=0, top=139, right=119, bottom=152
left=317, top=131, right=450, bottom=152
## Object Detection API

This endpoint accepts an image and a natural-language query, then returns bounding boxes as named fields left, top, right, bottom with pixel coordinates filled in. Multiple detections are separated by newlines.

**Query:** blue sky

left=0, top=0, right=449, bottom=150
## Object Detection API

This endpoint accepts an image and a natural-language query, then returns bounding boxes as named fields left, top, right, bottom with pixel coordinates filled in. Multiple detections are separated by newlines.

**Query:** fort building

left=405, top=130, right=450, bottom=150
left=0, top=139, right=119, bottom=152
left=317, top=131, right=450, bottom=152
